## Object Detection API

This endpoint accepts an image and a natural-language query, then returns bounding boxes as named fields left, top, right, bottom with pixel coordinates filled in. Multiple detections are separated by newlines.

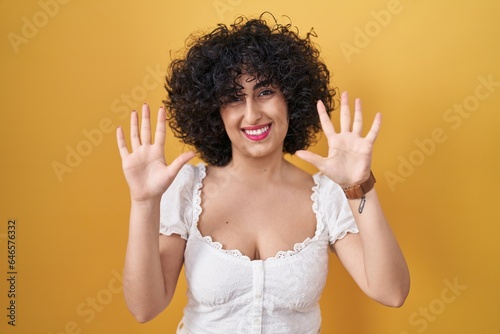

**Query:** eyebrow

left=253, top=79, right=273, bottom=90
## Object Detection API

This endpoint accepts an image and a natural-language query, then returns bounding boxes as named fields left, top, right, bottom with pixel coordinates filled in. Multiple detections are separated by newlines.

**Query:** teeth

left=245, top=126, right=269, bottom=136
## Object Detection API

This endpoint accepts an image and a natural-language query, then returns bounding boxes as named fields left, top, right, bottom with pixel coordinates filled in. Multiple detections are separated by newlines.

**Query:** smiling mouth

left=242, top=123, right=271, bottom=141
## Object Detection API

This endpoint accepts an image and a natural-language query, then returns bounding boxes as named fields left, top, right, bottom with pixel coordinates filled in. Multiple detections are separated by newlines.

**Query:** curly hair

left=164, top=13, right=335, bottom=166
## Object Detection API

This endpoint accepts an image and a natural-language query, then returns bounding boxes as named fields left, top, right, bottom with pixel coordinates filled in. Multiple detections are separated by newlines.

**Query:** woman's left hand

left=295, top=91, right=381, bottom=187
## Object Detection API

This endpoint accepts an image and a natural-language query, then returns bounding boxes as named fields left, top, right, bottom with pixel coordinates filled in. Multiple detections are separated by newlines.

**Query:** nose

left=243, top=99, right=262, bottom=124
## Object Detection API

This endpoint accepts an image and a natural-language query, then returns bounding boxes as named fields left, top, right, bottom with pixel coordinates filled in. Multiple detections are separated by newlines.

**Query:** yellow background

left=1, top=0, right=499, bottom=333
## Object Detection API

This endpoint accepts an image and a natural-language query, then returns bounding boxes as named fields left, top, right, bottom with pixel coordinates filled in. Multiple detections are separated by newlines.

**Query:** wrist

left=342, top=171, right=376, bottom=200
left=130, top=197, right=161, bottom=208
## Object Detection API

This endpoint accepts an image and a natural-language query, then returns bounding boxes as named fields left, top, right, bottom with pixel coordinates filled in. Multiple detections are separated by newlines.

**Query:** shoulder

left=159, top=163, right=206, bottom=236
left=312, top=172, right=358, bottom=244
left=313, top=172, right=344, bottom=198
left=177, top=162, right=205, bottom=179
left=171, top=163, right=206, bottom=188
left=162, top=163, right=206, bottom=202
left=312, top=172, right=352, bottom=219
left=284, top=162, right=316, bottom=190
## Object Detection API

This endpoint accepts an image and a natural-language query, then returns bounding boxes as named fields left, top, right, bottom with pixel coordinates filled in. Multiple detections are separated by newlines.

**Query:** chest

left=184, top=229, right=330, bottom=309
left=198, top=180, right=317, bottom=261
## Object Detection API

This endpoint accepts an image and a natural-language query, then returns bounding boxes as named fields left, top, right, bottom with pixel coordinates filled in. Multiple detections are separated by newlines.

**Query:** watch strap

left=343, top=171, right=376, bottom=199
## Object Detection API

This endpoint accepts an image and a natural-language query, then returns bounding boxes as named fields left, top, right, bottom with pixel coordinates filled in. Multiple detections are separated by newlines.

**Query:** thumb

left=166, top=151, right=196, bottom=178
left=171, top=151, right=196, bottom=169
left=295, top=150, right=324, bottom=170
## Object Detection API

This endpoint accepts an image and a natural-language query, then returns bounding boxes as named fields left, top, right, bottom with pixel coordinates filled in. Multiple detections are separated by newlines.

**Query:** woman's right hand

left=116, top=104, right=195, bottom=202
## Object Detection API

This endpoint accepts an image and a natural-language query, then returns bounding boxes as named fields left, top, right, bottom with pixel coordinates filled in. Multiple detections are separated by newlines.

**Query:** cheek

left=219, top=112, right=240, bottom=139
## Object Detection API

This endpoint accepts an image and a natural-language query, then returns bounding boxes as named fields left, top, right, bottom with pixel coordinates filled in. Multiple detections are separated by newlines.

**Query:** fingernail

left=340, top=92, right=347, bottom=105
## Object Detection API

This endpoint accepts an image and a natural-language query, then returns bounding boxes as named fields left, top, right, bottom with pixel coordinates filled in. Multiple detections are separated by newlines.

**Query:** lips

left=241, top=123, right=271, bottom=141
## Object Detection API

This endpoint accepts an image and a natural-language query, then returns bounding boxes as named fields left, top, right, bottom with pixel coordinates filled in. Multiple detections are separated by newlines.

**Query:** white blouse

left=160, top=164, right=358, bottom=334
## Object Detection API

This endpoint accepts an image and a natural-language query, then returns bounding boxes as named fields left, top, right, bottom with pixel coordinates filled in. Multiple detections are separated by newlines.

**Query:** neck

left=224, top=153, right=290, bottom=184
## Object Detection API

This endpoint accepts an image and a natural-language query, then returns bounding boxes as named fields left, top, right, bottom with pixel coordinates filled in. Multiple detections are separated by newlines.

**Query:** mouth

left=241, top=123, right=272, bottom=141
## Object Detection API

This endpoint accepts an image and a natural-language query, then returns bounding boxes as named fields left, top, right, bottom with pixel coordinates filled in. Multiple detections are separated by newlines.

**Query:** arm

left=334, top=189, right=410, bottom=307
left=296, top=92, right=410, bottom=307
left=116, top=104, right=195, bottom=322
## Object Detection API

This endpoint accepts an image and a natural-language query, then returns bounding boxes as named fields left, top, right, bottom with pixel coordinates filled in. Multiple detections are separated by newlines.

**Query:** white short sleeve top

left=160, top=164, right=358, bottom=334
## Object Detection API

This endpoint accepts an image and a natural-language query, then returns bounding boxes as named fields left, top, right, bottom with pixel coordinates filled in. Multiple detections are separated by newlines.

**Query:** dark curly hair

left=164, top=13, right=335, bottom=166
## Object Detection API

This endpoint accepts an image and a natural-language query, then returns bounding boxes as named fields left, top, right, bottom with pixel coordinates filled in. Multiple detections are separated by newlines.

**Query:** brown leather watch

left=342, top=171, right=376, bottom=199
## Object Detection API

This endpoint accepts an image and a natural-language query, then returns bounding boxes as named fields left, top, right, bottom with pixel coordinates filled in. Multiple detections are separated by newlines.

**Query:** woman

left=116, top=14, right=410, bottom=333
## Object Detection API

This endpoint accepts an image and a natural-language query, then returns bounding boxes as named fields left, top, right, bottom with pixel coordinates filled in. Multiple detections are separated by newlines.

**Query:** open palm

left=296, top=91, right=381, bottom=187
left=116, top=104, right=195, bottom=202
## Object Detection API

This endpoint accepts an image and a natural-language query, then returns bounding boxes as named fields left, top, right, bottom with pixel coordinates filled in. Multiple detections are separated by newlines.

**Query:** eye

left=222, top=95, right=243, bottom=105
left=258, top=89, right=274, bottom=97
left=229, top=96, right=242, bottom=102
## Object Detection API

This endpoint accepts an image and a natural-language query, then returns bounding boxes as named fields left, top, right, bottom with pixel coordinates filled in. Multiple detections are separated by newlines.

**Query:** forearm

left=123, top=199, right=169, bottom=321
left=348, top=189, right=410, bottom=306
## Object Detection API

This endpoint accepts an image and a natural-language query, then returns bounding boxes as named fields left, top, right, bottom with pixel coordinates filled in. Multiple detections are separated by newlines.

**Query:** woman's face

left=220, top=74, right=289, bottom=162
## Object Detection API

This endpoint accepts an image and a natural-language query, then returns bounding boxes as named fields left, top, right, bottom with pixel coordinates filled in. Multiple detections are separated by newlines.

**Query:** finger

left=130, top=110, right=141, bottom=149
left=295, top=150, right=325, bottom=170
left=340, top=91, right=351, bottom=133
left=140, top=103, right=152, bottom=145
left=154, top=106, right=167, bottom=147
left=116, top=126, right=130, bottom=159
left=365, top=112, right=382, bottom=144
left=352, top=98, right=363, bottom=135
left=316, top=100, right=336, bottom=138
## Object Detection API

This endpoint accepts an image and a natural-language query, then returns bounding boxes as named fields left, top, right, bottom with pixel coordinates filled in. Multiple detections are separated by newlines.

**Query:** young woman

left=116, top=14, right=410, bottom=334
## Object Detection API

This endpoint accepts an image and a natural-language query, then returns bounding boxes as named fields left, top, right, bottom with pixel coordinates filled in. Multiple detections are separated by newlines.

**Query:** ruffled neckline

left=191, top=163, right=324, bottom=262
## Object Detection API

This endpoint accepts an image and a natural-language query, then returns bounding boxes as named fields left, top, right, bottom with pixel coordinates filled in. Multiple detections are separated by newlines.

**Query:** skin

left=218, top=77, right=289, bottom=163
left=199, top=76, right=317, bottom=260
left=116, top=76, right=410, bottom=322
left=296, top=93, right=410, bottom=306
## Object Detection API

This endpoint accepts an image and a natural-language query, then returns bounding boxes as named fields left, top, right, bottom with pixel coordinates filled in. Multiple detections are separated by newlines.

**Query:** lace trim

left=192, top=164, right=324, bottom=261
left=202, top=235, right=252, bottom=261
left=191, top=163, right=206, bottom=227
left=335, top=227, right=359, bottom=242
